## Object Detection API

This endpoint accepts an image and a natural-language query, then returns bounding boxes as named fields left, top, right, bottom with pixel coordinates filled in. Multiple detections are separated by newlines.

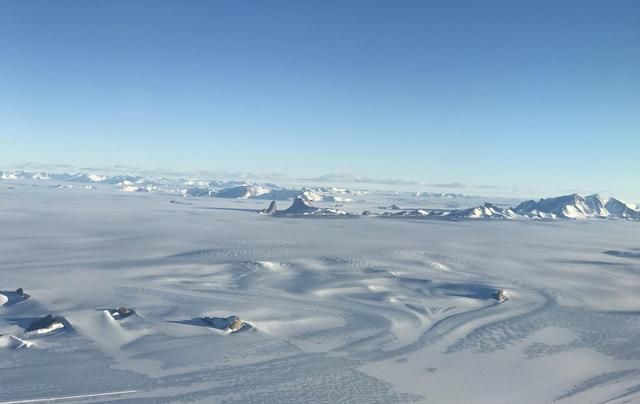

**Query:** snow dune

left=1, top=184, right=640, bottom=403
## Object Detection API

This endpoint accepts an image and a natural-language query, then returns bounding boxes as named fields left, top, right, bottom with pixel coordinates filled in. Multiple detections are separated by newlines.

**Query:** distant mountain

left=413, top=192, right=471, bottom=199
left=2, top=169, right=639, bottom=222
left=252, top=189, right=304, bottom=201
left=100, top=175, right=144, bottom=185
left=274, top=198, right=348, bottom=216
left=212, top=185, right=270, bottom=199
left=514, top=194, right=639, bottom=220
left=605, top=197, right=640, bottom=220
left=323, top=195, right=353, bottom=202
left=253, top=189, right=323, bottom=202
left=384, top=203, right=516, bottom=220
left=584, top=194, right=609, bottom=217
left=0, top=170, right=141, bottom=184
left=182, top=187, right=214, bottom=197
left=452, top=203, right=518, bottom=219
left=373, top=195, right=639, bottom=221
left=514, top=194, right=592, bottom=218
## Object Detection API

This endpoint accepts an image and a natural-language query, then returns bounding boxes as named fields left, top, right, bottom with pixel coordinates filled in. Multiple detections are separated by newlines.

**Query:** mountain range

left=2, top=170, right=638, bottom=221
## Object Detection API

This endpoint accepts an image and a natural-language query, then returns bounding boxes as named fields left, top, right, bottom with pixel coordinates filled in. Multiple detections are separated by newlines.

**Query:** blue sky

left=1, top=1, right=639, bottom=199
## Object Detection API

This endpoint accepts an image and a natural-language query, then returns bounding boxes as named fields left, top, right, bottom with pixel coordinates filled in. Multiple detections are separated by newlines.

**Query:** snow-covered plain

left=1, top=182, right=640, bottom=403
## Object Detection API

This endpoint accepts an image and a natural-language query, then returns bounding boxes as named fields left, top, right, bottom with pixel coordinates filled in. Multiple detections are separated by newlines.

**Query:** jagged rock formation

left=25, top=315, right=66, bottom=334
left=261, top=201, right=277, bottom=215
left=201, top=315, right=247, bottom=333
left=276, top=197, right=347, bottom=216
left=515, top=194, right=640, bottom=220
left=453, top=203, right=517, bottom=219
left=107, top=307, right=135, bottom=320
left=381, top=203, right=516, bottom=220
left=605, top=198, right=640, bottom=220
left=0, top=288, right=30, bottom=306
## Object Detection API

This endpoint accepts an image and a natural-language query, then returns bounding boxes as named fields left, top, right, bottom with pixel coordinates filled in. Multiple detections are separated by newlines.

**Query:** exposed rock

left=25, top=315, right=66, bottom=334
left=279, top=197, right=319, bottom=215
left=107, top=306, right=135, bottom=320
left=0, top=289, right=30, bottom=306
left=513, top=193, right=640, bottom=220
left=494, top=289, right=507, bottom=302
left=228, top=317, right=244, bottom=332
left=213, top=185, right=270, bottom=199
left=201, top=315, right=247, bottom=333
left=276, top=197, right=348, bottom=216
left=605, top=198, right=640, bottom=220
left=261, top=200, right=277, bottom=214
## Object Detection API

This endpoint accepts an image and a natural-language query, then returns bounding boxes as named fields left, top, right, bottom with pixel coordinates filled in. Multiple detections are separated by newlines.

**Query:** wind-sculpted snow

left=1, top=186, right=640, bottom=403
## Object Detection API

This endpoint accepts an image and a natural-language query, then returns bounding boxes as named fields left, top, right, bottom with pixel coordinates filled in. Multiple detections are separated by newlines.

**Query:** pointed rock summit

left=261, top=200, right=277, bottom=214
left=605, top=198, right=640, bottom=220
left=273, top=197, right=348, bottom=216
left=279, top=197, right=319, bottom=215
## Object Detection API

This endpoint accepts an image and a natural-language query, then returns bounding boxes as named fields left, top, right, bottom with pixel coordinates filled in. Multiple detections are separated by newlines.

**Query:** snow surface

left=1, top=182, right=640, bottom=403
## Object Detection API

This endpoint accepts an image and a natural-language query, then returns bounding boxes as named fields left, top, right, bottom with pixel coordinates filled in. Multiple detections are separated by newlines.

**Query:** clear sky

left=1, top=1, right=639, bottom=199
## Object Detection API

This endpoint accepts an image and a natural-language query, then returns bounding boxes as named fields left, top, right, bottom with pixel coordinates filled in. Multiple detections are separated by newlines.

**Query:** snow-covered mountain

left=451, top=203, right=518, bottom=219
left=2, top=169, right=639, bottom=221
left=0, top=170, right=149, bottom=186
left=514, top=194, right=592, bottom=219
left=252, top=189, right=323, bottom=202
left=604, top=197, right=640, bottom=220
left=514, top=194, right=639, bottom=220
left=367, top=194, right=639, bottom=221
left=584, top=194, right=609, bottom=217
left=413, top=192, right=471, bottom=199
left=382, top=203, right=517, bottom=220
left=212, top=185, right=270, bottom=199
left=182, top=187, right=215, bottom=197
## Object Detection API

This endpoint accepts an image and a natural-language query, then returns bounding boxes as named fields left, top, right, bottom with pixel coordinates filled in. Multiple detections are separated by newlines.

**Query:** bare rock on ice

left=107, top=307, right=136, bottom=320
left=279, top=197, right=319, bottom=215
left=25, top=314, right=67, bottom=335
left=494, top=289, right=507, bottom=302
left=277, top=197, right=348, bottom=216
left=0, top=288, right=30, bottom=306
left=260, top=200, right=277, bottom=214
left=201, top=315, right=249, bottom=333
